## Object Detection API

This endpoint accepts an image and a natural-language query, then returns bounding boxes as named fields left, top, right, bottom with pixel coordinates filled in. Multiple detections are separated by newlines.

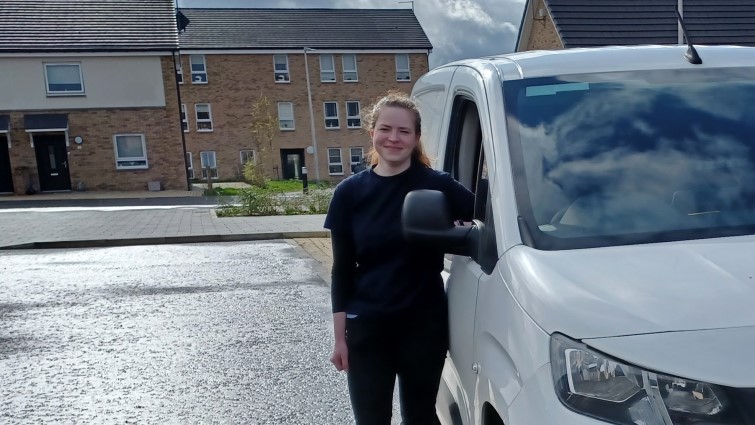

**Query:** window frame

left=239, top=149, right=256, bottom=166
left=342, top=54, right=358, bottom=82
left=320, top=54, right=336, bottom=82
left=199, top=150, right=218, bottom=179
left=350, top=146, right=364, bottom=173
left=395, top=54, right=411, bottom=81
left=328, top=147, right=344, bottom=175
left=181, top=104, right=189, bottom=132
left=44, top=63, right=85, bottom=96
left=176, top=62, right=184, bottom=84
left=186, top=152, right=194, bottom=179
left=277, top=102, right=295, bottom=130
left=274, top=54, right=290, bottom=83
left=346, top=101, right=361, bottom=129
left=190, top=55, right=208, bottom=84
left=324, top=102, right=340, bottom=129
left=195, top=103, right=213, bottom=132
left=113, top=134, right=149, bottom=170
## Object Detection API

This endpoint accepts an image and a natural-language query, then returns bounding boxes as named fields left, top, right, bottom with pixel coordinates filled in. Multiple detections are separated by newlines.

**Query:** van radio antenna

left=674, top=5, right=702, bottom=65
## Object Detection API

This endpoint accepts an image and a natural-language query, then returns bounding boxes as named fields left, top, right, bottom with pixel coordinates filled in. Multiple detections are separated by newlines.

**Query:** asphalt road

left=0, top=241, right=359, bottom=424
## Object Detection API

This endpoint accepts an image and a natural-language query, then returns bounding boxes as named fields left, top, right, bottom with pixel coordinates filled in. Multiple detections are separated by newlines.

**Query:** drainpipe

left=678, top=0, right=685, bottom=45
left=173, top=50, right=191, bottom=191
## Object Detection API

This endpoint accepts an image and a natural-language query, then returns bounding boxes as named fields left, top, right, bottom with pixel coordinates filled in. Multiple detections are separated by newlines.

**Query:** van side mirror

left=402, top=190, right=479, bottom=257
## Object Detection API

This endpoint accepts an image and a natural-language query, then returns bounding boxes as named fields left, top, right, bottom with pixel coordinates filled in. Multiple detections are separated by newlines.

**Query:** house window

left=195, top=104, right=213, bottom=131
left=113, top=134, right=148, bottom=170
left=176, top=62, right=183, bottom=84
left=181, top=104, right=189, bottom=132
left=328, top=148, right=344, bottom=175
left=190, top=55, right=207, bottom=83
left=350, top=147, right=364, bottom=173
left=320, top=54, right=336, bottom=82
left=186, top=152, right=194, bottom=179
left=240, top=149, right=256, bottom=165
left=324, top=102, right=339, bottom=128
left=200, top=151, right=218, bottom=179
left=346, top=101, right=361, bottom=128
left=342, top=54, right=358, bottom=82
left=396, top=54, right=411, bottom=81
left=45, top=63, right=84, bottom=95
left=277, top=102, right=295, bottom=130
left=274, top=55, right=290, bottom=82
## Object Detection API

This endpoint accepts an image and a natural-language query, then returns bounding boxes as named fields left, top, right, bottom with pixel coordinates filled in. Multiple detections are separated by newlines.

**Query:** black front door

left=0, top=138, right=13, bottom=193
left=34, top=134, right=71, bottom=192
left=280, top=149, right=305, bottom=180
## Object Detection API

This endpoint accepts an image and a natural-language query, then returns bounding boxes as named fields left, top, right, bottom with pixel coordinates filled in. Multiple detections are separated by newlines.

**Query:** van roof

left=442, top=45, right=755, bottom=80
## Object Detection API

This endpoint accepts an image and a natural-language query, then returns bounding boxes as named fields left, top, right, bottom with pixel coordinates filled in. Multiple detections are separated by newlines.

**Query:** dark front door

left=0, top=138, right=13, bottom=193
left=280, top=149, right=305, bottom=180
left=34, top=134, right=71, bottom=192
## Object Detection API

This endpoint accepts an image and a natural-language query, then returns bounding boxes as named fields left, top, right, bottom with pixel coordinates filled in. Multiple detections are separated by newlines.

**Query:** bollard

left=302, top=166, right=309, bottom=194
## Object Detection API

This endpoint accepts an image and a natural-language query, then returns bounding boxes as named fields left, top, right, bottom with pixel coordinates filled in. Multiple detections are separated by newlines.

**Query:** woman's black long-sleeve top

left=324, top=163, right=475, bottom=317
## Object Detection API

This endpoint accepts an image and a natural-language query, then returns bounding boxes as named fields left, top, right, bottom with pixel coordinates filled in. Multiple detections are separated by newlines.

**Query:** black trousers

left=345, top=308, right=448, bottom=425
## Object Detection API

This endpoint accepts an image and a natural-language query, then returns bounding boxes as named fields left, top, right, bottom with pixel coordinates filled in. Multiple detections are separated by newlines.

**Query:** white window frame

left=181, top=104, right=189, bottom=132
left=176, top=62, right=184, bottom=84
left=342, top=54, right=358, bottom=82
left=328, top=147, right=344, bottom=176
left=277, top=102, right=295, bottom=130
left=324, top=102, right=340, bottom=129
left=200, top=151, right=218, bottom=179
left=190, top=55, right=208, bottom=84
left=240, top=149, right=256, bottom=165
left=395, top=54, right=411, bottom=81
left=44, top=63, right=85, bottom=95
left=195, top=103, right=213, bottom=132
left=320, top=54, right=336, bottom=82
left=113, top=134, right=148, bottom=170
left=350, top=147, right=364, bottom=173
left=274, top=55, right=290, bottom=83
left=346, top=101, right=361, bottom=129
left=186, top=152, right=194, bottom=179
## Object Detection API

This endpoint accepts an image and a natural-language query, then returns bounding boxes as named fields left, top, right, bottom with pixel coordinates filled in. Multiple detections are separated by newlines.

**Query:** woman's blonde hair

left=363, top=91, right=431, bottom=168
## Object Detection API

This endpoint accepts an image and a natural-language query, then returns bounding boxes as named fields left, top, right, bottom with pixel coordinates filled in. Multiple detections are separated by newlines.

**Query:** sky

left=177, top=0, right=527, bottom=68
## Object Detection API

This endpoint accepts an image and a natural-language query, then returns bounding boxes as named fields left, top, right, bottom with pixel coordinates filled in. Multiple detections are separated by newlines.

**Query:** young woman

left=324, top=92, right=474, bottom=425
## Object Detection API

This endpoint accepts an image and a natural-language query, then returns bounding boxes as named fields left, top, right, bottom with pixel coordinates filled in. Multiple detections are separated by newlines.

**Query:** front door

left=280, top=148, right=305, bottom=180
left=0, top=138, right=13, bottom=193
left=34, top=134, right=71, bottom=192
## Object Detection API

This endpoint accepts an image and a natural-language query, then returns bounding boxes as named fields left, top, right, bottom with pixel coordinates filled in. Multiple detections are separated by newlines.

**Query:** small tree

left=245, top=94, right=278, bottom=188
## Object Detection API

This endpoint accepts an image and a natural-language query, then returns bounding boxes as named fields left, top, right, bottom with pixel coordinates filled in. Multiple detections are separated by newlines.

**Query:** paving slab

left=0, top=208, right=328, bottom=250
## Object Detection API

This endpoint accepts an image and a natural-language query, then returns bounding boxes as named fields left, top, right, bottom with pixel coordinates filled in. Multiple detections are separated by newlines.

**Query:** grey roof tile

left=546, top=0, right=755, bottom=47
left=177, top=8, right=432, bottom=50
left=0, top=0, right=179, bottom=53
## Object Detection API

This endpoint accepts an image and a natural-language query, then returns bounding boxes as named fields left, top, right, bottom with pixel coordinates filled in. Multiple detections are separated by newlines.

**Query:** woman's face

left=370, top=106, right=419, bottom=168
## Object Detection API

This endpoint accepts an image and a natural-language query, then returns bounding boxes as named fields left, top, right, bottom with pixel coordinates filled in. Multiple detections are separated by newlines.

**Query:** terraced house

left=517, top=0, right=755, bottom=51
left=0, top=0, right=186, bottom=194
left=176, top=8, right=432, bottom=183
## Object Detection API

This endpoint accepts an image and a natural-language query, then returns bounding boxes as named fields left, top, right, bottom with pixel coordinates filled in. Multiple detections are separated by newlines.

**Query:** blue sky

left=176, top=0, right=527, bottom=68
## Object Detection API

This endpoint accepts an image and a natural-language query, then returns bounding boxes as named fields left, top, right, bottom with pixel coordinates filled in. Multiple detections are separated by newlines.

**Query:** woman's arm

left=329, top=230, right=356, bottom=372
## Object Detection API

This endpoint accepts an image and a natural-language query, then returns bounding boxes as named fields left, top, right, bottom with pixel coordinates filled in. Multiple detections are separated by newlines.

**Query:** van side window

left=445, top=96, right=498, bottom=273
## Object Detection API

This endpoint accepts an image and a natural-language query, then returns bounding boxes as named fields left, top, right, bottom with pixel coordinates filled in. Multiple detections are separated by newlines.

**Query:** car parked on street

left=403, top=45, right=755, bottom=425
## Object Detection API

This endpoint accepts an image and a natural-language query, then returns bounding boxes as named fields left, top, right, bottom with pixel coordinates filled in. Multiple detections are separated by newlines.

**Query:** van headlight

left=550, top=334, right=741, bottom=424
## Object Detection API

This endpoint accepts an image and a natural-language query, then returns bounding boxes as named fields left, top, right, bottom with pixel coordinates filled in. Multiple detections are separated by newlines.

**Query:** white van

left=403, top=45, right=755, bottom=425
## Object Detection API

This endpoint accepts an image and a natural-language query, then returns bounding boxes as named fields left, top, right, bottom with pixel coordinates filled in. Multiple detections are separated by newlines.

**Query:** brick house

left=517, top=0, right=755, bottom=52
left=0, top=0, right=188, bottom=195
left=176, top=8, right=432, bottom=183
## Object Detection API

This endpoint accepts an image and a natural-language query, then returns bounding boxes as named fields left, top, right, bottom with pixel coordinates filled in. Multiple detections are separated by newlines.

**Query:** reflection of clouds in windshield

left=518, top=79, right=755, bottom=233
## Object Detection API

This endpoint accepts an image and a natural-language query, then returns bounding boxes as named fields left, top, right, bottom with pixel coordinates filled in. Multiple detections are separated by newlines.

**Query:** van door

left=442, top=90, right=490, bottom=423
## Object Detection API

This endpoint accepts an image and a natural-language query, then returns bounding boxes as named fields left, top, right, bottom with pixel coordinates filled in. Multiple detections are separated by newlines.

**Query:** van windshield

left=504, top=67, right=755, bottom=250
